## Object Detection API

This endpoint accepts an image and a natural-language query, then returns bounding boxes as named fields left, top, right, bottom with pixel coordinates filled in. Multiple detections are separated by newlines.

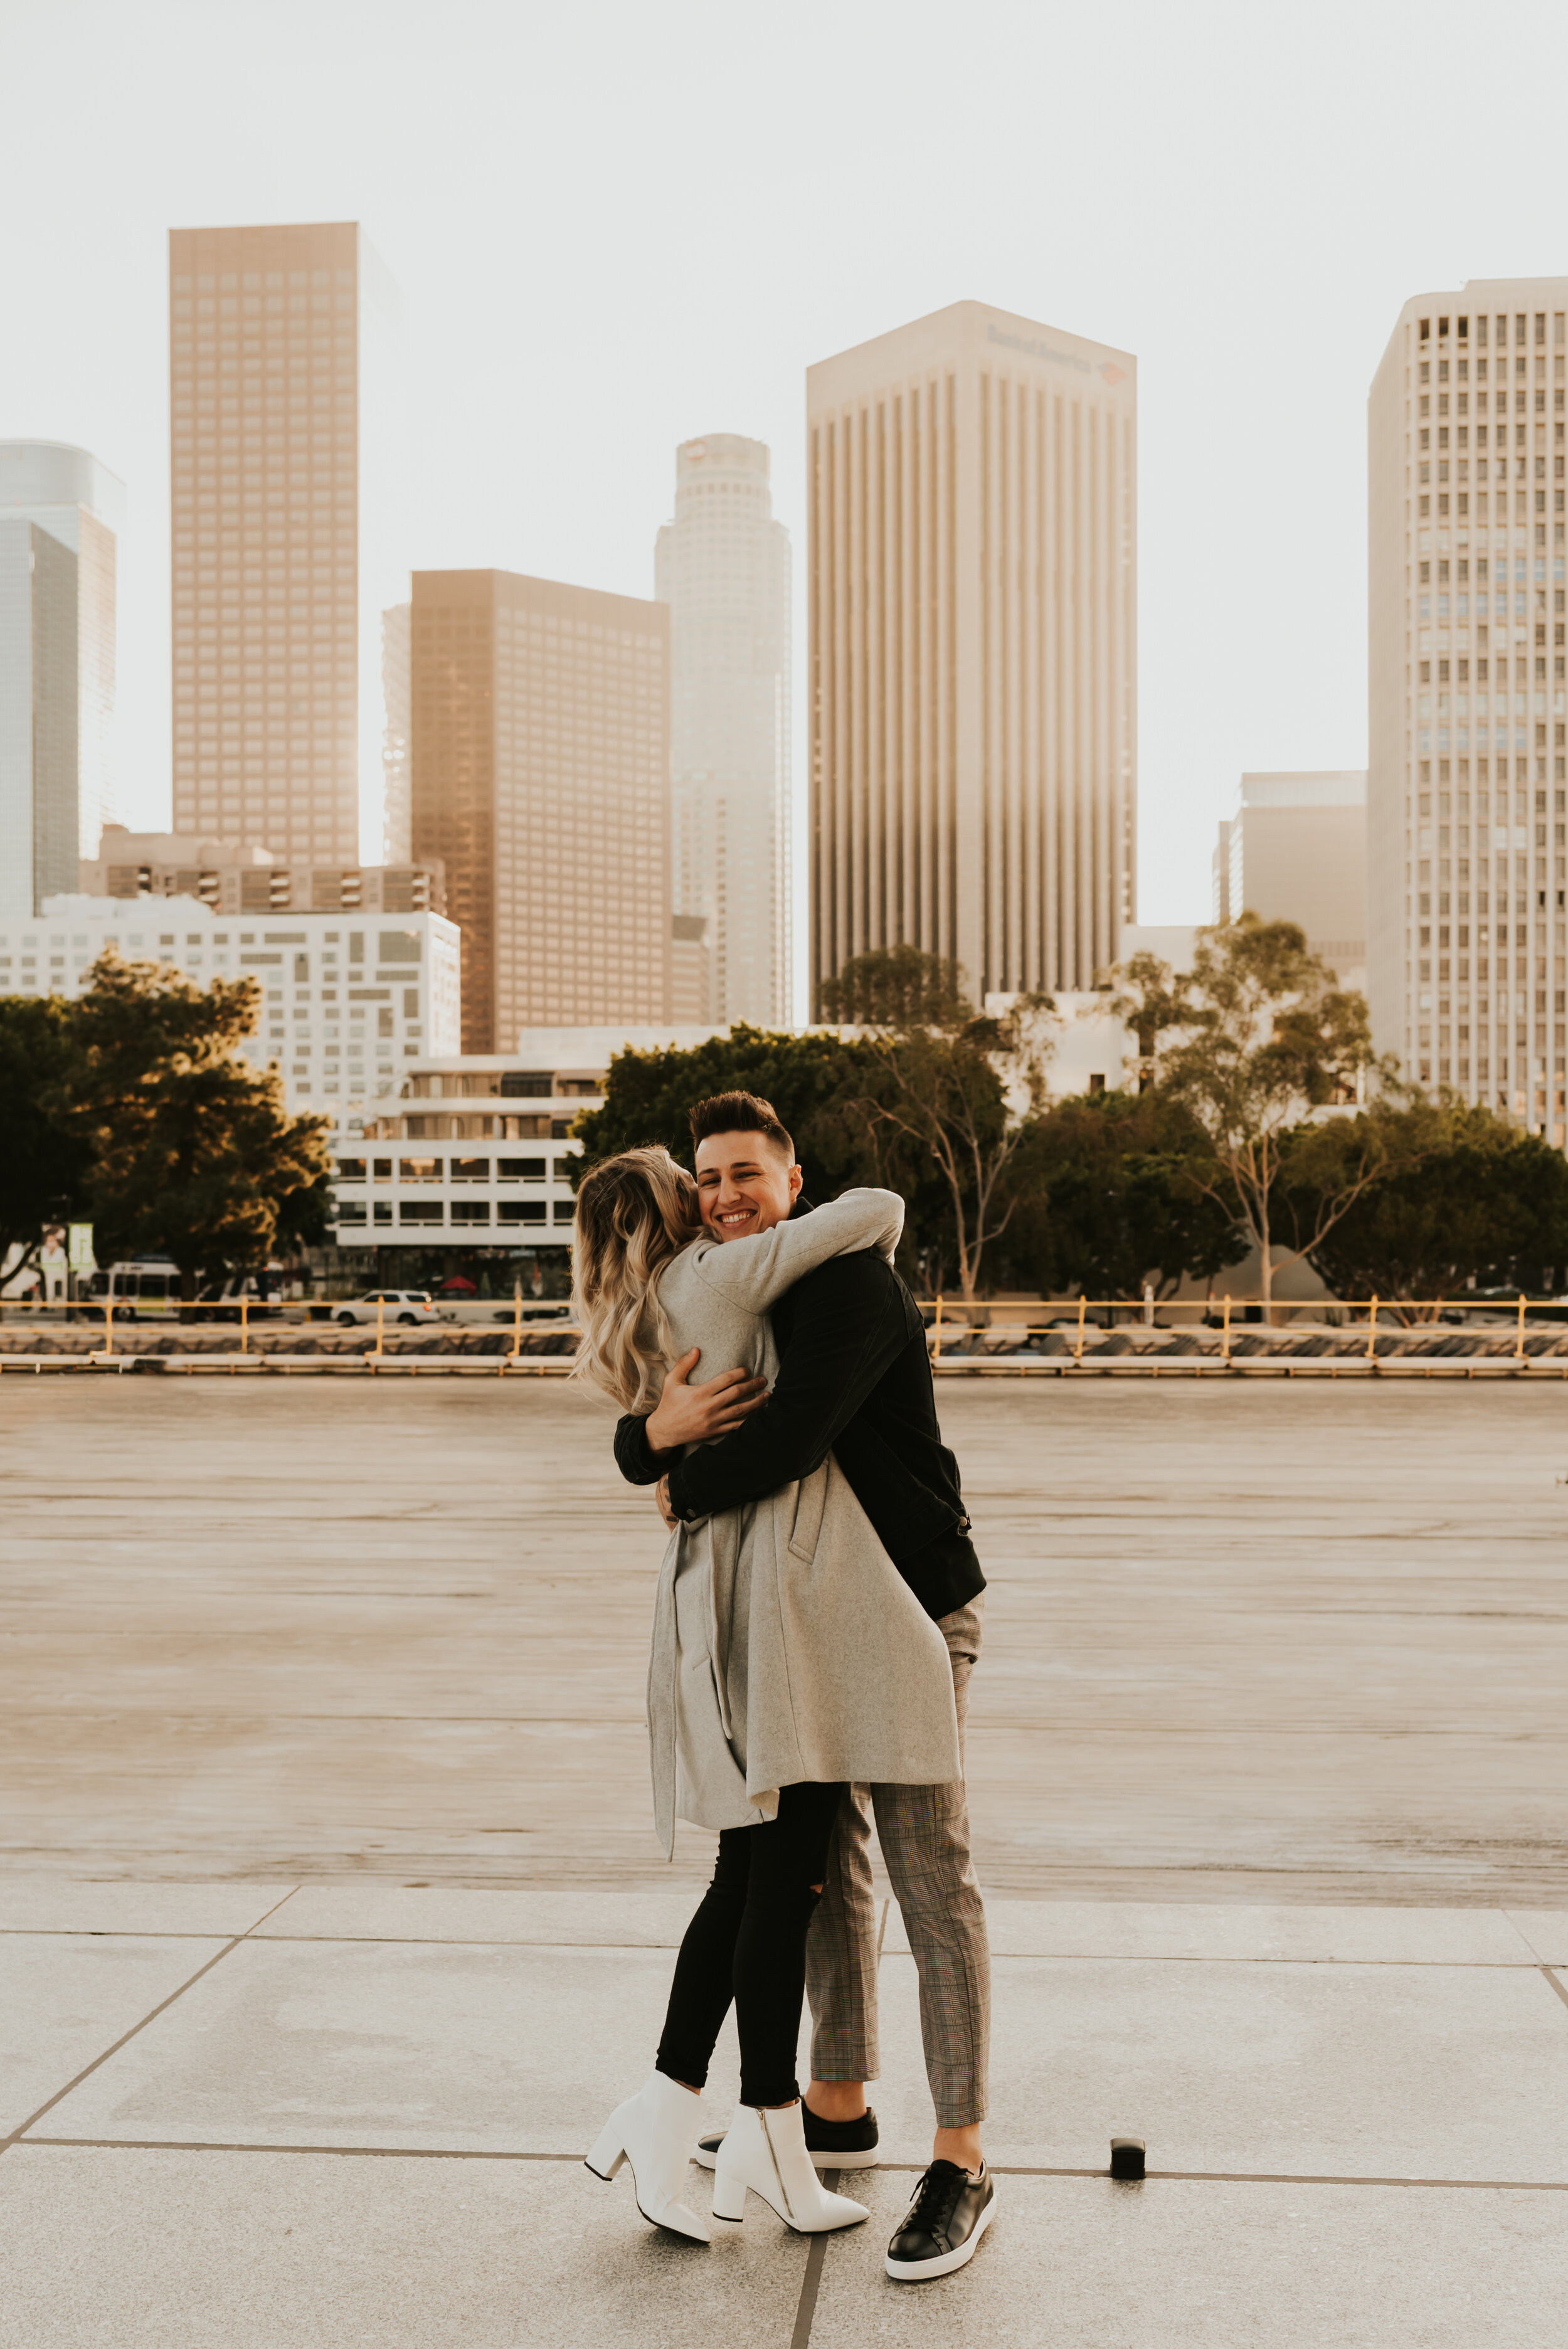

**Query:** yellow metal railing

left=920, top=1293, right=1557, bottom=1367
left=1, top=1291, right=1562, bottom=1374
left=0, top=1292, right=583, bottom=1375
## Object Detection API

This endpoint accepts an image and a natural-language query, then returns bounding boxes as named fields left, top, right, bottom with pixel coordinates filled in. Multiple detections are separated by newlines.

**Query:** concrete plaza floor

left=3, top=1382, right=1568, bottom=2340
left=3, top=1880, right=1568, bottom=2345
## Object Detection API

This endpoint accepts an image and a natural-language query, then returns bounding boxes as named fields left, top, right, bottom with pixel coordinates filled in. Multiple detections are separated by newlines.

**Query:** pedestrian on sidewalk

left=572, top=1119, right=961, bottom=2252
left=610, top=1091, right=997, bottom=2283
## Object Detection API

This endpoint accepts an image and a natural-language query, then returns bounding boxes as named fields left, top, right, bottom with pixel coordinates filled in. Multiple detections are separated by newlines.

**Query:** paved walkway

left=4, top=1380, right=1567, bottom=1901
left=3, top=1880, right=1567, bottom=2345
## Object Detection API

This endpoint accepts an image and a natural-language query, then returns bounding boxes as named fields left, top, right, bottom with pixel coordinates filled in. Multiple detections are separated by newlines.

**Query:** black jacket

left=613, top=1219, right=985, bottom=1624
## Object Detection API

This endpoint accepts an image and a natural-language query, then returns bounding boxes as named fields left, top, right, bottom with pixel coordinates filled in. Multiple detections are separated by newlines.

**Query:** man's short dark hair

left=688, top=1090, right=795, bottom=1162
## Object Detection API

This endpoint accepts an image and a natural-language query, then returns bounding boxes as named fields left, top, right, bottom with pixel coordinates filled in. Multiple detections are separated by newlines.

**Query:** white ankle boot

left=585, top=2070, right=709, bottom=2242
left=710, top=2102, right=869, bottom=2233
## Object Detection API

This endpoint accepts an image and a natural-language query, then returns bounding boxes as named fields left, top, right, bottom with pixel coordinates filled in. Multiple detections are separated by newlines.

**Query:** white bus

left=83, top=1259, right=184, bottom=1320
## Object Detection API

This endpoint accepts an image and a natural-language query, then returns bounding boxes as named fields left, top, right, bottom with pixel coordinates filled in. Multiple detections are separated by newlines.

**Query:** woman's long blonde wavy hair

left=570, top=1146, right=703, bottom=1411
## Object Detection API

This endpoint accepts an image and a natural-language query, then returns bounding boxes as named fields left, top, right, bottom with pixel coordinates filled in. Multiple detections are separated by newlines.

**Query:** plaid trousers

left=803, top=1598, right=990, bottom=2129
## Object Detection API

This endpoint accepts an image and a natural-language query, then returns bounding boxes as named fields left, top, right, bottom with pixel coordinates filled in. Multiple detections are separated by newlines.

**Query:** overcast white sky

left=6, top=0, right=1568, bottom=1010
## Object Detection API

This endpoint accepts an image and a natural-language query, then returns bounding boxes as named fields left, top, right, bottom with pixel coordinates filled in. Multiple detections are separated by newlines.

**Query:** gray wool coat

left=644, top=1189, right=961, bottom=1855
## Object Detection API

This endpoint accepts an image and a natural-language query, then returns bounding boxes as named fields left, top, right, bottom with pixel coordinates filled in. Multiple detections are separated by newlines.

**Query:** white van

left=84, top=1259, right=183, bottom=1320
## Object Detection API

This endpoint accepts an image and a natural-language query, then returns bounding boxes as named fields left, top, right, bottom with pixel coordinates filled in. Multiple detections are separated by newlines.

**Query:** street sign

left=68, top=1223, right=95, bottom=1271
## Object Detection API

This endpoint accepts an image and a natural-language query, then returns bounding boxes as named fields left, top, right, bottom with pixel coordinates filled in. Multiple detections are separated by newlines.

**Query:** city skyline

left=14, top=0, right=1545, bottom=1008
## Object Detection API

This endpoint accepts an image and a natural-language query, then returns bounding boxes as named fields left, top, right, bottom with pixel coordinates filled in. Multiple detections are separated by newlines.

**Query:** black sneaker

left=885, top=2159, right=995, bottom=2281
left=694, top=2103, right=879, bottom=2171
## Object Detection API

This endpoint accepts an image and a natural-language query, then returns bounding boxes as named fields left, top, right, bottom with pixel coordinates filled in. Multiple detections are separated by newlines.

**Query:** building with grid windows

left=1369, top=280, right=1568, bottom=1143
left=167, top=221, right=401, bottom=869
left=655, top=435, right=791, bottom=1025
left=333, top=1027, right=723, bottom=1280
left=807, top=300, right=1136, bottom=1012
left=1, top=896, right=457, bottom=1142
left=410, top=570, right=671, bottom=1053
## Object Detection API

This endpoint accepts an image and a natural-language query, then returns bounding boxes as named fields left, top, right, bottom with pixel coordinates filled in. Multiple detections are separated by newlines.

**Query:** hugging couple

left=571, top=1088, right=995, bottom=2284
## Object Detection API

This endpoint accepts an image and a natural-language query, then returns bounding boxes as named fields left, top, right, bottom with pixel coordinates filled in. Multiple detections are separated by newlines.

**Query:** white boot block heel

left=583, top=2072, right=709, bottom=2243
left=709, top=2165, right=748, bottom=2224
left=583, top=2115, right=627, bottom=2182
left=711, top=2102, right=869, bottom=2235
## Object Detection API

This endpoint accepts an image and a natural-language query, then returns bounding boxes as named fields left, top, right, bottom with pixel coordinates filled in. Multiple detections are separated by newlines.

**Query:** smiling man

left=612, top=1090, right=997, bottom=2284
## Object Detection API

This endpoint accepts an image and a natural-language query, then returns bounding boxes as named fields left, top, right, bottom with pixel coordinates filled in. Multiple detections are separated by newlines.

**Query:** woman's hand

left=645, top=1347, right=768, bottom=1456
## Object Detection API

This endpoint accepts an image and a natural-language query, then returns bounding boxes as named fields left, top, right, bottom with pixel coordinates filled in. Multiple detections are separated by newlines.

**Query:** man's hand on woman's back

left=645, top=1347, right=769, bottom=1458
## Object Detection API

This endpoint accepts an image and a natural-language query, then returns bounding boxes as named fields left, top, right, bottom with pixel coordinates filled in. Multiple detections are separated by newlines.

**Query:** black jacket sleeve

left=613, top=1410, right=667, bottom=1487
left=665, top=1253, right=909, bottom=1523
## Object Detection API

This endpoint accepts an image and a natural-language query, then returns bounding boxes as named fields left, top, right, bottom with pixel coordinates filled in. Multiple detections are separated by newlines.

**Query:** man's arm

left=665, top=1254, right=911, bottom=1523
left=613, top=1349, right=768, bottom=1487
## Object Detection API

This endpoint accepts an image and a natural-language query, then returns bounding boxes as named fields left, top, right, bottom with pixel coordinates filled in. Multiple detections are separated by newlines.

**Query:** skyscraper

left=1369, top=280, right=1568, bottom=1143
left=807, top=300, right=1136, bottom=1013
left=167, top=221, right=401, bottom=869
left=655, top=435, right=790, bottom=1025
left=410, top=570, right=671, bottom=1051
left=0, top=440, right=122, bottom=885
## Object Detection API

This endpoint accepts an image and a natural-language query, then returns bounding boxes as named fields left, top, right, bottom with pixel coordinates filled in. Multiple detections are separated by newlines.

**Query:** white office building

left=0, top=442, right=124, bottom=913
left=655, top=435, right=792, bottom=1026
left=3, top=896, right=458, bottom=1141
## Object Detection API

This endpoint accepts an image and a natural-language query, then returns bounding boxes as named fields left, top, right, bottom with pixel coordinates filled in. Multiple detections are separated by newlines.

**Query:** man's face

left=694, top=1130, right=803, bottom=1241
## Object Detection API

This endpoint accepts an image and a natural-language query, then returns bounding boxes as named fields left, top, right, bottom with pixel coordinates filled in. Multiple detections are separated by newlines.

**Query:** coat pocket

left=787, top=1463, right=830, bottom=1561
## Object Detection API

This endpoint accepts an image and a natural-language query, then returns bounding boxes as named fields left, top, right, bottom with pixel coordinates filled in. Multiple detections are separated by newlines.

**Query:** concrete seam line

left=789, top=2170, right=837, bottom=2349
left=0, top=1885, right=302, bottom=2157
left=17, top=2142, right=1568, bottom=2191
left=1539, top=1965, right=1568, bottom=2015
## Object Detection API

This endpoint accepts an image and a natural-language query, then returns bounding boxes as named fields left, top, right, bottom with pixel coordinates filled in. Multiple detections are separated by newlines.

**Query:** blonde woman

left=573, top=1143, right=960, bottom=2246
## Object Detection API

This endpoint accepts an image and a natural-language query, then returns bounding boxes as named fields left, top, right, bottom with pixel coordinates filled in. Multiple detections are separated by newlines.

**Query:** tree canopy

left=58, top=948, right=332, bottom=1299
left=1280, top=1098, right=1568, bottom=1317
left=820, top=948, right=1057, bottom=1300
left=0, top=996, right=95, bottom=1284
left=1015, top=1088, right=1247, bottom=1303
left=1114, top=915, right=1397, bottom=1315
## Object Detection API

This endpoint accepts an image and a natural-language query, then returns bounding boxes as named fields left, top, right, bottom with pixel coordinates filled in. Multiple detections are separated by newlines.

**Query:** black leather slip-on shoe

left=694, top=2104, right=879, bottom=2171
left=885, top=2159, right=995, bottom=2281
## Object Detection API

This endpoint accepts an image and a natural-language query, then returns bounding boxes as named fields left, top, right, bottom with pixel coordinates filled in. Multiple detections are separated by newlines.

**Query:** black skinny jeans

left=656, top=1781, right=845, bottom=2109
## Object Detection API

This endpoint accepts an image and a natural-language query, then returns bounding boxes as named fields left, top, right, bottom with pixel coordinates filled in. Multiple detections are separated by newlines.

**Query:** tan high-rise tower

left=169, top=222, right=400, bottom=868
left=410, top=570, right=671, bottom=1053
left=807, top=300, right=1136, bottom=1012
left=1369, top=282, right=1568, bottom=1143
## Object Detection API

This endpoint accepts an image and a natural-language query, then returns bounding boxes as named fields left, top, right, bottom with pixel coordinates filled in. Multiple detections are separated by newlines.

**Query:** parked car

left=334, top=1290, right=438, bottom=1328
left=198, top=1270, right=290, bottom=1323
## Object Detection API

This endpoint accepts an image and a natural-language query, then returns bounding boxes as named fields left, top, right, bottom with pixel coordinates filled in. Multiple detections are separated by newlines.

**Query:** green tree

left=1113, top=915, right=1396, bottom=1319
left=820, top=948, right=1057, bottom=1302
left=68, top=947, right=332, bottom=1304
left=1281, top=1098, right=1568, bottom=1319
left=0, top=996, right=94, bottom=1286
left=569, top=1024, right=876, bottom=1195
left=1019, top=1089, right=1247, bottom=1304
